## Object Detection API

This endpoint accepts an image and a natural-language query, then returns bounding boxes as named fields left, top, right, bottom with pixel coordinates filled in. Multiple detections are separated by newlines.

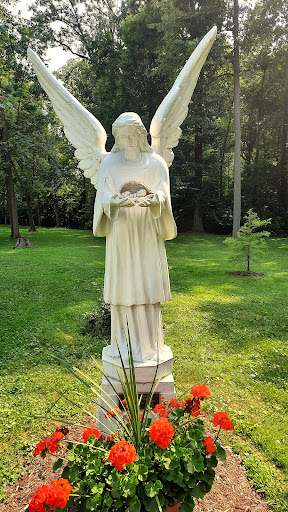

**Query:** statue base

left=96, top=345, right=176, bottom=434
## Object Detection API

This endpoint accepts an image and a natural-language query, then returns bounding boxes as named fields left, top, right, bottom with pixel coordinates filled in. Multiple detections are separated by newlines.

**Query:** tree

left=225, top=208, right=270, bottom=274
left=232, top=0, right=241, bottom=238
left=0, top=10, right=24, bottom=238
left=241, top=0, right=288, bottom=234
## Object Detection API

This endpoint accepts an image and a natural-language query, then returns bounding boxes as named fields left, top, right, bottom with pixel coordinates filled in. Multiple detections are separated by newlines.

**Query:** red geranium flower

left=29, top=484, right=48, bottom=512
left=29, top=479, right=72, bottom=512
left=154, top=403, right=168, bottom=417
left=34, top=429, right=65, bottom=458
left=212, top=412, right=233, bottom=430
left=149, top=417, right=174, bottom=449
left=183, top=397, right=201, bottom=416
left=191, top=405, right=201, bottom=417
left=50, top=429, right=65, bottom=441
left=204, top=436, right=216, bottom=454
left=108, top=440, right=136, bottom=471
left=190, top=384, right=211, bottom=400
left=46, top=478, right=73, bottom=509
left=82, top=425, right=101, bottom=443
left=168, top=398, right=178, bottom=407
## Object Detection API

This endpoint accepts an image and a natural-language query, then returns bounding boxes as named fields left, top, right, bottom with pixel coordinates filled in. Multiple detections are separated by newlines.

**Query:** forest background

left=1, top=0, right=288, bottom=237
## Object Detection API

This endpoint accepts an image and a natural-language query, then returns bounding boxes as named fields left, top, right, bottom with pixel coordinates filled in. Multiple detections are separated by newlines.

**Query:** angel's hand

left=138, top=194, right=160, bottom=207
left=110, top=193, right=135, bottom=208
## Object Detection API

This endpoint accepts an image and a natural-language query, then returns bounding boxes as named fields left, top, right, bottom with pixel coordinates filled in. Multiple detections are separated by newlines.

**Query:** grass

left=0, top=226, right=287, bottom=510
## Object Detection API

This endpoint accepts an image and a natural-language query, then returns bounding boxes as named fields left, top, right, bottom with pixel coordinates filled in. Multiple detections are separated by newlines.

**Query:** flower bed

left=29, top=384, right=233, bottom=512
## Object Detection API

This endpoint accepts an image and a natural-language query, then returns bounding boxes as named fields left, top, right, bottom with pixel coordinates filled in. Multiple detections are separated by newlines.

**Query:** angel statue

left=27, top=26, right=217, bottom=363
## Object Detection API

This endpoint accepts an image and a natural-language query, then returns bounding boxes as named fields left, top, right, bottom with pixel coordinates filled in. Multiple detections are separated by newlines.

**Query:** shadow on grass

left=192, top=297, right=288, bottom=388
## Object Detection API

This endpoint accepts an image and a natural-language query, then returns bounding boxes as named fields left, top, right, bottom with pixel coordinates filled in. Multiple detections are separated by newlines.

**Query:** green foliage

left=225, top=209, right=271, bottom=272
left=2, top=0, right=288, bottom=233
left=82, top=299, right=111, bottom=339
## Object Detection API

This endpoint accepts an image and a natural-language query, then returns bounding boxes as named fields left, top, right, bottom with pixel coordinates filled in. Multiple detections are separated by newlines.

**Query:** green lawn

left=0, top=226, right=287, bottom=510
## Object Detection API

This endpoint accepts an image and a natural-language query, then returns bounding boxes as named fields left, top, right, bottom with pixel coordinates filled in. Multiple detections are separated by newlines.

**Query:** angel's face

left=115, top=126, right=139, bottom=151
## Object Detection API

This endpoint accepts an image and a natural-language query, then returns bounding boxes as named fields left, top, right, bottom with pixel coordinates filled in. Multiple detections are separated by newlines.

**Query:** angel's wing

left=150, top=26, right=217, bottom=167
left=27, top=48, right=107, bottom=187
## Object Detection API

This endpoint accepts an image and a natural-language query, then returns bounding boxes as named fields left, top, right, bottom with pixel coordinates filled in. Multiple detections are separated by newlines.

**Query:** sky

left=9, top=0, right=73, bottom=71
left=10, top=0, right=256, bottom=72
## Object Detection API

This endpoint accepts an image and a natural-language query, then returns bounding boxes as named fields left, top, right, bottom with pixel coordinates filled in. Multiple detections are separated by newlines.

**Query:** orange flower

left=149, top=417, right=174, bottom=449
left=82, top=425, right=101, bottom=443
left=34, top=429, right=65, bottom=458
left=190, top=384, right=211, bottom=400
left=170, top=399, right=184, bottom=409
left=154, top=403, right=168, bottom=417
left=29, top=478, right=72, bottom=512
left=29, top=484, right=48, bottom=511
left=108, top=440, right=136, bottom=471
left=105, top=407, right=121, bottom=419
left=212, top=412, right=233, bottom=430
left=204, top=436, right=216, bottom=453
left=46, top=478, right=73, bottom=509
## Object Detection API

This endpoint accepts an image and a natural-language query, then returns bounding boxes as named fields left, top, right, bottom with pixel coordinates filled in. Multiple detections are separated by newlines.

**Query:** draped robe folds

left=93, top=151, right=177, bottom=362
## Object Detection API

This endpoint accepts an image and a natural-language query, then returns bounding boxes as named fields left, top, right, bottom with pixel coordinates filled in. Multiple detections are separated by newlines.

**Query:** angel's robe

left=93, top=150, right=177, bottom=361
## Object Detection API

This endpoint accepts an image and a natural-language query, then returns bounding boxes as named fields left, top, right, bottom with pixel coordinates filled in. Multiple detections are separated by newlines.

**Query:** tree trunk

left=253, top=66, right=267, bottom=206
left=14, top=237, right=34, bottom=249
left=278, top=50, right=288, bottom=219
left=219, top=107, right=233, bottom=200
left=82, top=174, right=86, bottom=206
left=232, top=0, right=242, bottom=238
left=54, top=196, right=61, bottom=227
left=191, top=90, right=205, bottom=233
left=192, top=196, right=204, bottom=232
left=37, top=205, right=42, bottom=226
left=26, top=192, right=37, bottom=232
left=1, top=112, right=20, bottom=238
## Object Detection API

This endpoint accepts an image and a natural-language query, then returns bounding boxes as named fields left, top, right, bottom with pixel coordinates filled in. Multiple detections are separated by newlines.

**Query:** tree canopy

left=1, top=0, right=287, bottom=236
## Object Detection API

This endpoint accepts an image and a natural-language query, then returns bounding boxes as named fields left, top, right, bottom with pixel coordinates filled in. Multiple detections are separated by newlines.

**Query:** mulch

left=0, top=429, right=270, bottom=512
left=226, top=271, right=266, bottom=277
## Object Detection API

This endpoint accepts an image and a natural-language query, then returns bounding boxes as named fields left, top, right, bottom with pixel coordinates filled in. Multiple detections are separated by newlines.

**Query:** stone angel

left=27, top=26, right=217, bottom=363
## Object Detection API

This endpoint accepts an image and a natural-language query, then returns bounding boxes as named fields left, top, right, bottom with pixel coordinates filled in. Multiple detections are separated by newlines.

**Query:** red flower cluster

left=183, top=397, right=201, bottom=417
left=203, top=436, right=216, bottom=454
left=212, top=412, right=233, bottom=431
left=82, top=425, right=101, bottom=443
left=108, top=440, right=136, bottom=471
left=154, top=396, right=201, bottom=418
left=29, top=478, right=73, bottom=512
left=154, top=403, right=168, bottom=418
left=190, top=384, right=211, bottom=400
left=168, top=398, right=183, bottom=409
left=34, top=429, right=64, bottom=458
left=149, top=417, right=175, bottom=449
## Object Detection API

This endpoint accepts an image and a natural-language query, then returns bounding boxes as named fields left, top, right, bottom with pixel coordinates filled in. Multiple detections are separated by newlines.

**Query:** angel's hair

left=111, top=112, right=153, bottom=153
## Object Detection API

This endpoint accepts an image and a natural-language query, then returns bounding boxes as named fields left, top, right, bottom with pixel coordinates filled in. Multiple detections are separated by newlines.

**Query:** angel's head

left=111, top=112, right=152, bottom=154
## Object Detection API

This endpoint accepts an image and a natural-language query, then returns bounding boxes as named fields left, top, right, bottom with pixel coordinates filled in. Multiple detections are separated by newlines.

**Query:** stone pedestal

left=97, top=345, right=176, bottom=434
